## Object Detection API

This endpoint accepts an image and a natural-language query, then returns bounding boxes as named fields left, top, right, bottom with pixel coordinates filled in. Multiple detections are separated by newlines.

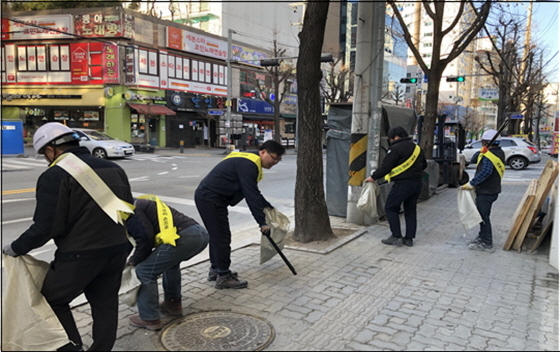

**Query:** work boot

left=215, top=271, right=248, bottom=289
left=160, top=298, right=183, bottom=316
left=208, top=268, right=238, bottom=282
left=129, top=315, right=162, bottom=331
left=402, top=238, right=413, bottom=247
left=381, top=235, right=402, bottom=246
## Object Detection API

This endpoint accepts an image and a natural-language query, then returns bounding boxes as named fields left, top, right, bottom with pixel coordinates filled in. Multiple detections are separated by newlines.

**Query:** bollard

left=180, top=140, right=184, bottom=153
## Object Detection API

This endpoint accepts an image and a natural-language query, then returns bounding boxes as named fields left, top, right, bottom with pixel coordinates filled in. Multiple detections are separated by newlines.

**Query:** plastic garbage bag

left=260, top=207, right=290, bottom=264
left=357, top=181, right=380, bottom=219
left=119, top=265, right=142, bottom=307
left=457, top=189, right=482, bottom=230
left=2, top=254, right=70, bottom=351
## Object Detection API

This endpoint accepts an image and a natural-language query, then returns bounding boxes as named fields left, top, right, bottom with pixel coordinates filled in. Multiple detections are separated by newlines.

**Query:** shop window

left=17, top=45, right=48, bottom=72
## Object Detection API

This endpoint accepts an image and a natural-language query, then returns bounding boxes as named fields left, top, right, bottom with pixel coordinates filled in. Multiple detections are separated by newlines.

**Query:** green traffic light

left=409, top=78, right=418, bottom=83
left=456, top=76, right=465, bottom=82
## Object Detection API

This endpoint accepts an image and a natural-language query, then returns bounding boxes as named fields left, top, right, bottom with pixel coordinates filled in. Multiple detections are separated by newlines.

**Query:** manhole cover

left=161, top=311, right=275, bottom=351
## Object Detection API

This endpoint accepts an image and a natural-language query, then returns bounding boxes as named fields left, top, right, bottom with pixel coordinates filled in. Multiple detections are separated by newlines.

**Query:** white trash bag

left=357, top=181, right=380, bottom=219
left=457, top=189, right=482, bottom=231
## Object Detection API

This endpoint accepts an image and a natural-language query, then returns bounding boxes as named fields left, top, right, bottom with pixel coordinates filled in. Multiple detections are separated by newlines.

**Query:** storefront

left=166, top=91, right=225, bottom=148
left=1, top=87, right=105, bottom=141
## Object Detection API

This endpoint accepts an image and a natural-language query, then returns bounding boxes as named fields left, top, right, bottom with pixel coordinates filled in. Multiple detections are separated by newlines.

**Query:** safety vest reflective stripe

left=137, top=195, right=179, bottom=247
left=477, top=150, right=505, bottom=178
left=223, top=151, right=264, bottom=182
left=384, top=145, right=421, bottom=182
left=52, top=153, right=135, bottom=225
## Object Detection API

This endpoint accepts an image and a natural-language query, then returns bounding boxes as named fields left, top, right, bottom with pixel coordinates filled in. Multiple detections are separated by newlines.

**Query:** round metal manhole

left=161, top=311, right=275, bottom=351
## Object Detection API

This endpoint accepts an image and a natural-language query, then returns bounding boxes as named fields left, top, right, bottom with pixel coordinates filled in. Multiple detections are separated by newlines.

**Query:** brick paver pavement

left=71, top=179, right=558, bottom=351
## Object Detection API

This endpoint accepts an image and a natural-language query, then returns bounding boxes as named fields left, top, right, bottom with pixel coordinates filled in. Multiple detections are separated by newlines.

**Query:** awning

left=127, top=103, right=176, bottom=116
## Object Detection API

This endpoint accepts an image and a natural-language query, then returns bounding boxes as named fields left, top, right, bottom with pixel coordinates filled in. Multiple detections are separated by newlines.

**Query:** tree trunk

left=292, top=1, right=335, bottom=243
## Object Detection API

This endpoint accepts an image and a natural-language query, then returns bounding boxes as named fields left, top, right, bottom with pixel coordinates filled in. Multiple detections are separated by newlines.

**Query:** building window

left=138, top=48, right=159, bottom=76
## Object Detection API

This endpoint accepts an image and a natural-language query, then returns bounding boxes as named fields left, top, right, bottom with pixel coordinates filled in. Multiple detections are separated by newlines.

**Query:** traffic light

left=400, top=78, right=418, bottom=84
left=446, top=76, right=466, bottom=82
left=260, top=59, right=280, bottom=67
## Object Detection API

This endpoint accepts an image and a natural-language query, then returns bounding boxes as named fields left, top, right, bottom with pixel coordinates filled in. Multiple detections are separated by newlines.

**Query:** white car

left=460, top=137, right=541, bottom=170
left=72, top=128, right=135, bottom=159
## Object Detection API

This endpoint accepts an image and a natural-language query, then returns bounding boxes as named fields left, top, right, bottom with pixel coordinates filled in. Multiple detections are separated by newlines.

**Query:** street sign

left=208, top=110, right=224, bottom=116
left=510, top=114, right=524, bottom=119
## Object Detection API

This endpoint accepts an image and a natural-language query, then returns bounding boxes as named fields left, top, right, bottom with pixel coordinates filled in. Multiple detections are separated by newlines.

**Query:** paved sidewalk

left=70, top=178, right=558, bottom=351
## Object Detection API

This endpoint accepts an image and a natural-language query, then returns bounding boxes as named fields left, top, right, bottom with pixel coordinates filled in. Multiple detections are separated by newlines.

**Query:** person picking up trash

left=460, top=129, right=505, bottom=252
left=126, top=195, right=209, bottom=331
left=365, top=126, right=427, bottom=247
left=195, top=140, right=285, bottom=289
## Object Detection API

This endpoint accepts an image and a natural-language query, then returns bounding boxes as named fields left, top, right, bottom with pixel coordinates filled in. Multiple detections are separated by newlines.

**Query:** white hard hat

left=33, top=122, right=79, bottom=153
left=481, top=129, right=501, bottom=142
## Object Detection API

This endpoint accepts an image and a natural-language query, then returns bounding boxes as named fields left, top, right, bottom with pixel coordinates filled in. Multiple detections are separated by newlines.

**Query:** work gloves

left=461, top=182, right=474, bottom=190
left=2, top=244, right=18, bottom=257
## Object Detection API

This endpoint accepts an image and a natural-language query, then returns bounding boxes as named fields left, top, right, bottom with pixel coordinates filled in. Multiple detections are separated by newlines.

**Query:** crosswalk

left=1, top=154, right=192, bottom=171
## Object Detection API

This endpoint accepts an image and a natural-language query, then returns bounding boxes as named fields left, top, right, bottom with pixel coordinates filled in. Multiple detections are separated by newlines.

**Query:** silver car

left=461, top=137, right=541, bottom=170
left=72, top=128, right=135, bottom=159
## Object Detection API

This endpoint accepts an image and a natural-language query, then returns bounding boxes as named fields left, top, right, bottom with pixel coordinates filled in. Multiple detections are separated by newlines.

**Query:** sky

left=531, top=1, right=559, bottom=79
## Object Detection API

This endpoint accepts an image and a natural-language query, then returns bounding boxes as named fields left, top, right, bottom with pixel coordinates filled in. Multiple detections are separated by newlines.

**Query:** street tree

left=251, top=39, right=295, bottom=143
left=474, top=5, right=551, bottom=137
left=389, top=84, right=406, bottom=106
left=322, top=58, right=353, bottom=103
left=293, top=1, right=335, bottom=243
left=387, top=0, right=493, bottom=160
left=461, top=109, right=486, bottom=142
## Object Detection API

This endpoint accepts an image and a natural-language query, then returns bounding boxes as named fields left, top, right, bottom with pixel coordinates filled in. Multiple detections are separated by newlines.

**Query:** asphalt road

left=1, top=149, right=298, bottom=266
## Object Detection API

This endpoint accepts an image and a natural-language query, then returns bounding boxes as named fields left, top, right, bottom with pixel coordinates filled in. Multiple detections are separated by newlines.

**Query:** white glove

left=461, top=182, right=474, bottom=190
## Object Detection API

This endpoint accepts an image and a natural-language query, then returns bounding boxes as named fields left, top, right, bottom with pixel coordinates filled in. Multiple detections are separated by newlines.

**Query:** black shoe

left=208, top=268, right=238, bottom=281
left=381, top=236, right=402, bottom=246
left=215, top=272, right=248, bottom=289
left=402, top=238, right=413, bottom=247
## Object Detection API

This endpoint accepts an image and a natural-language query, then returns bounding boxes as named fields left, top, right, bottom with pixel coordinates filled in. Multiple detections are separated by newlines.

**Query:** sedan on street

left=72, top=128, right=135, bottom=159
left=460, top=137, right=541, bottom=170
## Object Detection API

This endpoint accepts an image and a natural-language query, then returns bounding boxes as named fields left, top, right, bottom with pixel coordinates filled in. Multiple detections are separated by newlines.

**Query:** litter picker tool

left=264, top=230, right=297, bottom=275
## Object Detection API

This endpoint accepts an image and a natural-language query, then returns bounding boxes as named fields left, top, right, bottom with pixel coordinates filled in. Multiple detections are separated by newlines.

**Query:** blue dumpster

left=2, top=120, right=24, bottom=155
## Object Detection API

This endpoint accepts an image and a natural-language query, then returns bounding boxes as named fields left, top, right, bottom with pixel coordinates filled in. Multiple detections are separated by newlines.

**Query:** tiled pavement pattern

left=70, top=181, right=558, bottom=351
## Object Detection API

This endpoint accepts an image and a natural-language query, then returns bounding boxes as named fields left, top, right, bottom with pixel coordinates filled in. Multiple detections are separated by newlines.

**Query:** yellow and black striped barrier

left=348, top=133, right=367, bottom=186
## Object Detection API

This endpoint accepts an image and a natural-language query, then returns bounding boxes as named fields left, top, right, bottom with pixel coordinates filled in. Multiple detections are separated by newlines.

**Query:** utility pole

left=226, top=29, right=235, bottom=153
left=346, top=1, right=385, bottom=225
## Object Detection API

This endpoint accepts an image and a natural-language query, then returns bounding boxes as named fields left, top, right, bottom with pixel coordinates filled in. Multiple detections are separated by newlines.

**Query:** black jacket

left=195, top=153, right=271, bottom=226
left=126, top=198, right=198, bottom=265
left=475, top=146, right=505, bottom=195
left=370, top=137, right=427, bottom=182
left=11, top=147, right=134, bottom=259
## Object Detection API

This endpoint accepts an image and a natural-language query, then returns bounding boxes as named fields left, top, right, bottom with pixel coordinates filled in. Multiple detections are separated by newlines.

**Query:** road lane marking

left=2, top=217, right=33, bottom=225
left=2, top=188, right=36, bottom=195
left=2, top=198, right=35, bottom=203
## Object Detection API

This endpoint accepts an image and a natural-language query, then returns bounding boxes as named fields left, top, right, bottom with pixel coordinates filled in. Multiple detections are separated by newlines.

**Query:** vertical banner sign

left=125, top=46, right=136, bottom=84
left=348, top=133, right=368, bottom=186
left=70, top=43, right=89, bottom=83
left=2, top=18, right=9, bottom=40
left=103, top=43, right=119, bottom=84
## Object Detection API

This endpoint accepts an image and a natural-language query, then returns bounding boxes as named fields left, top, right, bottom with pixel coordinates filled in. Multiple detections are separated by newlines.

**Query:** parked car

left=541, top=145, right=553, bottom=155
left=72, top=128, right=135, bottom=159
left=460, top=137, right=541, bottom=170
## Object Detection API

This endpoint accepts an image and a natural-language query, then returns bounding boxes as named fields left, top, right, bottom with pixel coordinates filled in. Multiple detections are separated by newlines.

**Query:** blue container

left=2, top=120, right=24, bottom=155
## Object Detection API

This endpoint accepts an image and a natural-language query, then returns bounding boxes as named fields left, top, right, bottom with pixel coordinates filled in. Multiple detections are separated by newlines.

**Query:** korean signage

left=6, top=15, right=74, bottom=40
left=479, top=88, right=499, bottom=101
left=166, top=27, right=228, bottom=61
left=236, top=98, right=274, bottom=114
left=232, top=45, right=267, bottom=66
left=2, top=43, right=119, bottom=85
left=74, top=13, right=134, bottom=38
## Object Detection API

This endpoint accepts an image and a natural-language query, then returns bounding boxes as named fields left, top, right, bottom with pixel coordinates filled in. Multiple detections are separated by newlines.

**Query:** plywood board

left=503, top=179, right=537, bottom=250
left=530, top=220, right=553, bottom=254
left=512, top=160, right=559, bottom=251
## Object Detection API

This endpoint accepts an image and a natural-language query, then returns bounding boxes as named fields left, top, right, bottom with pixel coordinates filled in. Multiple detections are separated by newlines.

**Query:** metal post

left=226, top=29, right=235, bottom=153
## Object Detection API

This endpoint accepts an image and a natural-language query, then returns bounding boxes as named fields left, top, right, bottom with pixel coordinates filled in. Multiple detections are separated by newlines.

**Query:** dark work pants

left=475, top=193, right=499, bottom=245
left=384, top=179, right=423, bottom=239
left=41, top=251, right=128, bottom=351
left=195, top=194, right=232, bottom=271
